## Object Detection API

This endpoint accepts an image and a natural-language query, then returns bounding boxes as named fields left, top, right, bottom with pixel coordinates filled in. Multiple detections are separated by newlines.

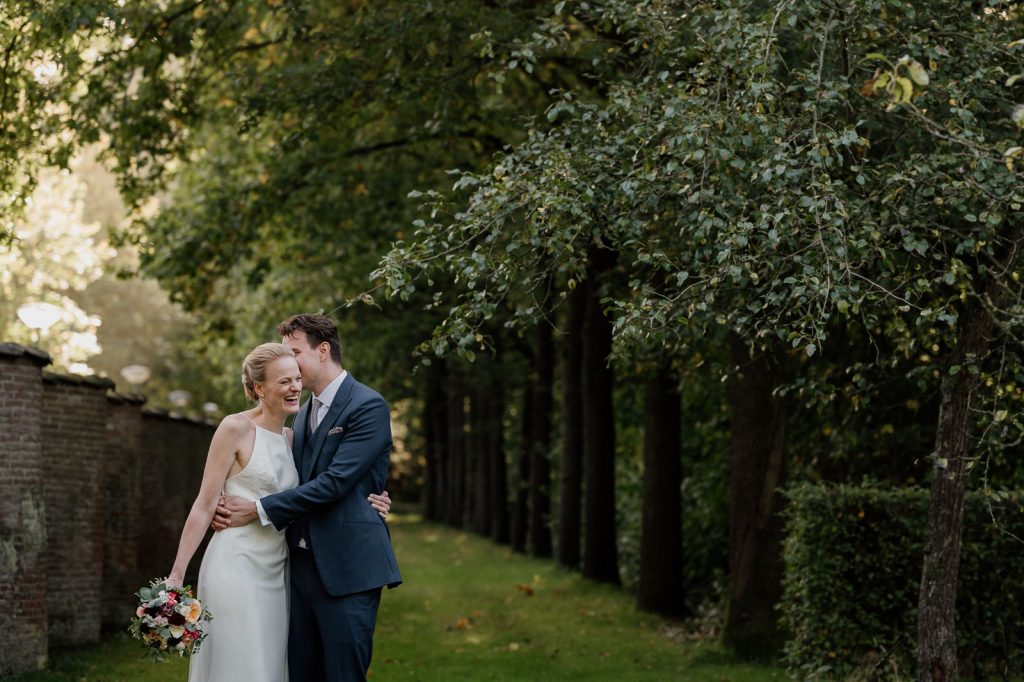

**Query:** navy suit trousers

left=289, top=548, right=382, bottom=682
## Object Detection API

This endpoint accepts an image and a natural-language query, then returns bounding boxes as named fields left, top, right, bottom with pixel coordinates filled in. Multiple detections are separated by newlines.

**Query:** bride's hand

left=216, top=495, right=259, bottom=527
left=166, top=574, right=183, bottom=589
left=368, top=490, right=391, bottom=519
left=212, top=496, right=231, bottom=531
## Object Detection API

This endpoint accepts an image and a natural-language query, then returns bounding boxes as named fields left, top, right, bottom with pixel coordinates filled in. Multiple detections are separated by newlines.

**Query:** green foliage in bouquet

left=781, top=485, right=1024, bottom=680
left=128, top=578, right=213, bottom=663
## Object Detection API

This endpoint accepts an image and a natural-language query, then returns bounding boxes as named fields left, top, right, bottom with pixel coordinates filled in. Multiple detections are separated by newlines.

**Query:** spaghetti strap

left=242, top=412, right=259, bottom=428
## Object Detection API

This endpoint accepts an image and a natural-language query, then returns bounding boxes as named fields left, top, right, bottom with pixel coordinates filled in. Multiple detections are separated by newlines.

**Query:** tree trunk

left=724, top=333, right=787, bottom=657
left=423, top=360, right=448, bottom=522
left=463, top=382, right=476, bottom=529
left=582, top=247, right=619, bottom=584
left=446, top=368, right=466, bottom=528
left=637, top=363, right=685, bottom=617
left=529, top=322, right=554, bottom=558
left=511, top=384, right=532, bottom=553
left=916, top=293, right=996, bottom=682
left=490, top=370, right=510, bottom=544
left=557, top=282, right=586, bottom=570
left=470, top=362, right=493, bottom=536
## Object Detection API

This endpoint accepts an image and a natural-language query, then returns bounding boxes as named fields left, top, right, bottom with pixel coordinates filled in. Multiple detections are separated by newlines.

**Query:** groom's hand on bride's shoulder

left=211, top=495, right=258, bottom=531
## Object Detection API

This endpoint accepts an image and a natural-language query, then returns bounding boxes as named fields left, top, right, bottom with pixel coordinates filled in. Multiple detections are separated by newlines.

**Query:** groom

left=215, top=313, right=402, bottom=681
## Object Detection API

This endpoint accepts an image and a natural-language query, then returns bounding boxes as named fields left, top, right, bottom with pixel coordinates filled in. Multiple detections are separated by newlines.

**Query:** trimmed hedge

left=781, top=484, right=1024, bottom=680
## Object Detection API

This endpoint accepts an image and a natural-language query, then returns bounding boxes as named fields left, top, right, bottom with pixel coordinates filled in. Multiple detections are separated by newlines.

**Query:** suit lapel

left=292, top=397, right=310, bottom=476
left=304, top=375, right=357, bottom=480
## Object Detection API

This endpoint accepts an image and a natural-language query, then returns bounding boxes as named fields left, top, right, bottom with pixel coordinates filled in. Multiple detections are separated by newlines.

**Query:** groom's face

left=282, top=331, right=323, bottom=388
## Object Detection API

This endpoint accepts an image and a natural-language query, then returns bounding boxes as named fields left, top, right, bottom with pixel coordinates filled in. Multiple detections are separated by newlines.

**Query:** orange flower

left=184, top=601, right=203, bottom=624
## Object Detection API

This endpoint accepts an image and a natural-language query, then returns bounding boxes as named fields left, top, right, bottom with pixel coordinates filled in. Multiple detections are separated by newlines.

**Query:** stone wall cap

left=42, top=370, right=116, bottom=390
left=0, top=342, right=51, bottom=366
left=107, top=392, right=147, bottom=406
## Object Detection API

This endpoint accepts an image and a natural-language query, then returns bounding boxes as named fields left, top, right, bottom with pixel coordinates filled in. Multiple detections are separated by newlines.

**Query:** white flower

left=169, top=625, right=185, bottom=639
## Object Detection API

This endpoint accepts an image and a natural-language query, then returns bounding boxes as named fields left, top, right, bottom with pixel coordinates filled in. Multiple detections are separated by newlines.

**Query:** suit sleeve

left=260, top=396, right=390, bottom=531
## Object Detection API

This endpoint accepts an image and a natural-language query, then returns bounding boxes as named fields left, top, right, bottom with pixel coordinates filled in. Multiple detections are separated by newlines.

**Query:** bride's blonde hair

left=241, top=343, right=295, bottom=402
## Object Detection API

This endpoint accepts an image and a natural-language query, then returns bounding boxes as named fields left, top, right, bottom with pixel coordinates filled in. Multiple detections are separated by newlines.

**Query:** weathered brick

left=0, top=347, right=50, bottom=677
left=41, top=372, right=114, bottom=647
left=1, top=344, right=217, bottom=665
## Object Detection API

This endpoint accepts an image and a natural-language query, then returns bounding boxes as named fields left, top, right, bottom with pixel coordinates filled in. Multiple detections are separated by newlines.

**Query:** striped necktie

left=310, top=397, right=324, bottom=432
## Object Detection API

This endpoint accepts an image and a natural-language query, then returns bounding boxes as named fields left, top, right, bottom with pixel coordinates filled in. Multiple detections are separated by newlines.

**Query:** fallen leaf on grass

left=447, top=617, right=471, bottom=630
left=515, top=584, right=534, bottom=596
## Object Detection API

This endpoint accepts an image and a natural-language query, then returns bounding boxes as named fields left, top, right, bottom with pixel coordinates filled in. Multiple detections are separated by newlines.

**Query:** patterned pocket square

left=327, top=426, right=345, bottom=435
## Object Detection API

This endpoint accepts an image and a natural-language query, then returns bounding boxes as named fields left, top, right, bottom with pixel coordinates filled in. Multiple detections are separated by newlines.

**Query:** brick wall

left=0, top=342, right=217, bottom=671
left=102, top=394, right=145, bottom=630
left=137, top=411, right=215, bottom=586
left=0, top=344, right=51, bottom=678
left=41, top=372, right=115, bottom=647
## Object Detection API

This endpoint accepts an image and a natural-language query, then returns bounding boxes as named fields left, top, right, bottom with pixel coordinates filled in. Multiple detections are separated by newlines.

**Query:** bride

left=165, top=342, right=390, bottom=681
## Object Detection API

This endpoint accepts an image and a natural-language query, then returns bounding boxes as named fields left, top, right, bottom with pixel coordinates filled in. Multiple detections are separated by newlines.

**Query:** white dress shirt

left=255, top=370, right=348, bottom=526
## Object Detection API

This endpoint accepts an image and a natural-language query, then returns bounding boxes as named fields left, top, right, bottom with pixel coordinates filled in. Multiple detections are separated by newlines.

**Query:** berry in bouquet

left=128, top=578, right=212, bottom=662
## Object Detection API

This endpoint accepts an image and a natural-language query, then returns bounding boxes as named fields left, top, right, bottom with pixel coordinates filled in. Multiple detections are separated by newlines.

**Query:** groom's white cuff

left=255, top=500, right=273, bottom=526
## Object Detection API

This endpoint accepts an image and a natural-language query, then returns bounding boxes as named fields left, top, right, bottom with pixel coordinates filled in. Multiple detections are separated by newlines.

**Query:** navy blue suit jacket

left=261, top=375, right=402, bottom=597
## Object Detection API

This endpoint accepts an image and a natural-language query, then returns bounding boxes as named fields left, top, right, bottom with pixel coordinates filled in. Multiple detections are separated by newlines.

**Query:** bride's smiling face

left=255, top=356, right=302, bottom=416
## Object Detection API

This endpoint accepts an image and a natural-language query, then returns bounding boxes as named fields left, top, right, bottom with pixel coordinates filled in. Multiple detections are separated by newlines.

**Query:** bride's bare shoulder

left=216, top=412, right=254, bottom=438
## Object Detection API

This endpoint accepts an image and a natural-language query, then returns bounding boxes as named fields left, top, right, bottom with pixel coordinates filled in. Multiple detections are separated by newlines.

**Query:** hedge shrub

left=781, top=484, right=1024, bottom=680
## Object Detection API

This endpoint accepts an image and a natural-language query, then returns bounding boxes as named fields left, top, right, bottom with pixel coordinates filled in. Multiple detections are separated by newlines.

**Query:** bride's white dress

left=189, top=424, right=299, bottom=682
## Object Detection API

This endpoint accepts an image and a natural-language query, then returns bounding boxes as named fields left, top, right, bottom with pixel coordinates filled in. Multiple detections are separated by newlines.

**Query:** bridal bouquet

left=128, top=578, right=212, bottom=662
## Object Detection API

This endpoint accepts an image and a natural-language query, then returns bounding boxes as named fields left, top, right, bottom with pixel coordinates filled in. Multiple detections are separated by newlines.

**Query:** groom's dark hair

left=277, top=314, right=342, bottom=364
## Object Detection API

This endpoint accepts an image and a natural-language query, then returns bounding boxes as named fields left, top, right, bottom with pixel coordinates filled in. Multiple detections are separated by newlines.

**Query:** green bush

left=781, top=484, right=1024, bottom=680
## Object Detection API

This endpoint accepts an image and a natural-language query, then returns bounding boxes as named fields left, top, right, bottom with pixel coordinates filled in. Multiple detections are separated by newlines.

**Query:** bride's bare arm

left=167, top=416, right=250, bottom=586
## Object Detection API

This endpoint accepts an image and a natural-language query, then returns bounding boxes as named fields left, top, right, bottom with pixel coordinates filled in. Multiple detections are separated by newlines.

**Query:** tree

left=556, top=282, right=586, bottom=569
left=528, top=320, right=554, bottom=558
left=581, top=247, right=620, bottom=583
left=15, top=0, right=1024, bottom=671
left=636, top=361, right=684, bottom=617
left=724, top=335, right=786, bottom=654
left=0, top=166, right=112, bottom=369
left=376, top=1, right=1024, bottom=669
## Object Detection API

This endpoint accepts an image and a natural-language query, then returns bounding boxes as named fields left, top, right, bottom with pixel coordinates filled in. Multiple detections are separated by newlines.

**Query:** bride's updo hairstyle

left=241, top=343, right=295, bottom=402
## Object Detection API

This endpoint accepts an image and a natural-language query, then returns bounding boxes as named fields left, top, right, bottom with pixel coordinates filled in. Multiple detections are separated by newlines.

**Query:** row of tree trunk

left=420, top=262, right=995, bottom=679
left=419, top=254, right=791, bottom=642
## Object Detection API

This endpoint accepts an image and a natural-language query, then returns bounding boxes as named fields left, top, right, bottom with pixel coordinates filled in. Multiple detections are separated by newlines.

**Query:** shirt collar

left=312, top=369, right=348, bottom=408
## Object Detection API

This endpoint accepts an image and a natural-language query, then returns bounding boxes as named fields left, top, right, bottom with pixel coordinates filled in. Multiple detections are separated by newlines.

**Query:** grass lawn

left=6, top=515, right=785, bottom=681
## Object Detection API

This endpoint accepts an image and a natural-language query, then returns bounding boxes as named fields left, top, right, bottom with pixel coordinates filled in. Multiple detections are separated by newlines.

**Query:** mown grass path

left=7, top=515, right=784, bottom=681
